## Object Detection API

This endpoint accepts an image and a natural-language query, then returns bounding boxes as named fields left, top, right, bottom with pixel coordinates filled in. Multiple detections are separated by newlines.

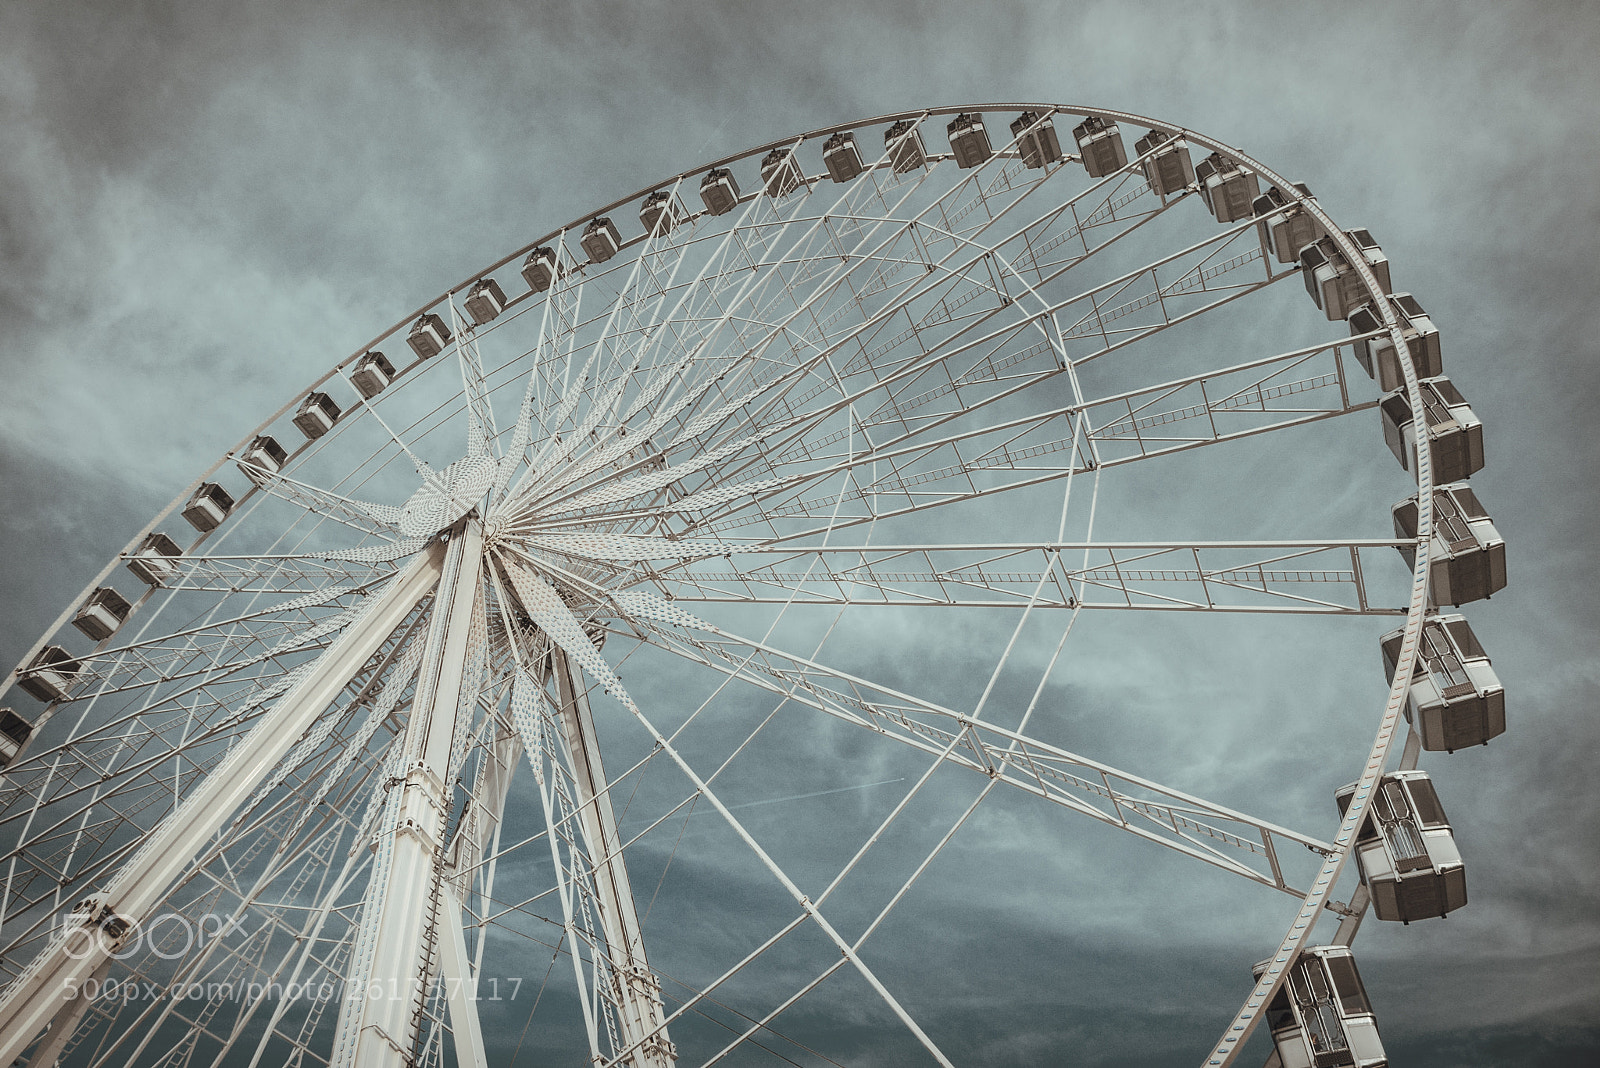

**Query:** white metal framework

left=0, top=104, right=1461, bottom=1066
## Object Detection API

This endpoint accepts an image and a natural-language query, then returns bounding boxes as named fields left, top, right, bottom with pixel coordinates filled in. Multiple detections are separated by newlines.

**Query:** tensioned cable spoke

left=622, top=614, right=1334, bottom=898
left=499, top=547, right=956, bottom=1066
left=138, top=553, right=407, bottom=594
left=514, top=285, right=1339, bottom=551
left=0, top=582, right=430, bottom=961
left=235, top=463, right=403, bottom=539
left=634, top=206, right=1278, bottom=506
left=512, top=127, right=1180, bottom=533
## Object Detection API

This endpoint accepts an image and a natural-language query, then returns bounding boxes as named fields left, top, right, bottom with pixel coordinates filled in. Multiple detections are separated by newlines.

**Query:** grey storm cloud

left=1, top=1, right=1597, bottom=1065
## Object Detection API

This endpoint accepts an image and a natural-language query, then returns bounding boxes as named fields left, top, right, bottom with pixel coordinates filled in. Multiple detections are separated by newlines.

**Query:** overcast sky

left=1, top=2, right=1597, bottom=1066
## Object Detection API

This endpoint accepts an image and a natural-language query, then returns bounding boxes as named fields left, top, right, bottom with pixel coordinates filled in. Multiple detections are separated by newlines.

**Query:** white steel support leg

left=0, top=543, right=448, bottom=1067
left=435, top=885, right=490, bottom=1068
left=333, top=517, right=486, bottom=1068
left=21, top=958, right=110, bottom=1068
left=551, top=647, right=676, bottom=1068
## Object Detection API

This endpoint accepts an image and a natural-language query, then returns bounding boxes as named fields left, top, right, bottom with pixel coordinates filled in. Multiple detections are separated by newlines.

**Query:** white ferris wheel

left=0, top=105, right=1507, bottom=1068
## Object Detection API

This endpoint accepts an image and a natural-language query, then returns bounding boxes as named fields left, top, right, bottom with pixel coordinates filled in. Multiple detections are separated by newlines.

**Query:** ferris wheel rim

left=0, top=102, right=1445, bottom=1068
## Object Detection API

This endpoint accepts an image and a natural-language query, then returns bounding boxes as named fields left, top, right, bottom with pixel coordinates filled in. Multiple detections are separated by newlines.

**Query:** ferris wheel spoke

left=608, top=674, right=956, bottom=1067
left=771, top=206, right=1272, bottom=443
left=2, top=600, right=394, bottom=801
left=1059, top=217, right=1290, bottom=365
left=652, top=132, right=1189, bottom=468
left=444, top=292, right=501, bottom=459
left=643, top=335, right=1373, bottom=542
left=543, top=246, right=1313, bottom=539
left=625, top=617, right=1334, bottom=898
left=47, top=588, right=376, bottom=702
left=520, top=182, right=892, bottom=512
left=616, top=154, right=1086, bottom=476
left=233, top=464, right=403, bottom=539
left=694, top=753, right=1010, bottom=1068
left=1007, top=155, right=1174, bottom=284
left=695, top=220, right=1290, bottom=501
left=139, top=552, right=408, bottom=594
left=536, top=236, right=849, bottom=505
left=0, top=586, right=426, bottom=957
left=564, top=194, right=705, bottom=432
left=647, top=538, right=1407, bottom=615
left=659, top=250, right=1039, bottom=475
left=493, top=229, right=578, bottom=501
left=3, top=653, right=350, bottom=826
left=67, top=819, right=363, bottom=1068
left=493, top=554, right=955, bottom=1067
left=521, top=308, right=1057, bottom=529
left=137, top=869, right=357, bottom=1066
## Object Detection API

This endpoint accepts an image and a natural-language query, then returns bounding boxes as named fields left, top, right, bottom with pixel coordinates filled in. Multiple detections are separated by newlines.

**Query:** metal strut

left=332, top=516, right=488, bottom=1068
left=0, top=541, right=448, bottom=1067
left=549, top=644, right=677, bottom=1068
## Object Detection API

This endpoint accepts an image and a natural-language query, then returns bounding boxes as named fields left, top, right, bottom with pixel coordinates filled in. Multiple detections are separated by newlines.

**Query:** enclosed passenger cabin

left=1072, top=115, right=1128, bottom=178
left=237, top=435, right=288, bottom=482
left=1135, top=129, right=1194, bottom=197
left=699, top=169, right=741, bottom=215
left=1393, top=482, right=1507, bottom=606
left=465, top=277, right=506, bottom=325
left=1348, top=293, right=1442, bottom=393
left=1011, top=111, right=1063, bottom=169
left=1195, top=152, right=1260, bottom=223
left=407, top=312, right=452, bottom=359
left=1380, top=376, right=1484, bottom=484
left=182, top=482, right=235, bottom=533
left=760, top=148, right=804, bottom=197
left=1256, top=946, right=1386, bottom=1068
left=351, top=350, right=396, bottom=400
left=293, top=391, right=342, bottom=440
left=72, top=587, right=133, bottom=642
left=18, top=646, right=81, bottom=704
left=1300, top=230, right=1394, bottom=322
left=581, top=217, right=621, bottom=262
left=884, top=120, right=927, bottom=174
left=1254, top=182, right=1326, bottom=264
left=1336, top=771, right=1466, bottom=922
left=521, top=246, right=561, bottom=292
left=1383, top=613, right=1504, bottom=751
left=946, top=113, right=993, bottom=169
left=0, top=707, right=33, bottom=769
left=822, top=132, right=865, bottom=182
left=126, top=532, right=182, bottom=586
left=581, top=217, right=622, bottom=263
left=639, top=190, right=679, bottom=236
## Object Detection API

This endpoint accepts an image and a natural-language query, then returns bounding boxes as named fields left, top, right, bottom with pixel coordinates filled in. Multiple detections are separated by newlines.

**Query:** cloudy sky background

left=1, top=1, right=1597, bottom=1065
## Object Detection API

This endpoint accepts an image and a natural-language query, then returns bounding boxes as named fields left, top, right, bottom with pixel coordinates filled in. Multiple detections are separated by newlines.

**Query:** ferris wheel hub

left=397, top=454, right=498, bottom=537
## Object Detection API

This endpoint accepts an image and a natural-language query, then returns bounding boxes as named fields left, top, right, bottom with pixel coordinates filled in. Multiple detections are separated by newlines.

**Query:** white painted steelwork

left=0, top=104, right=1492, bottom=1068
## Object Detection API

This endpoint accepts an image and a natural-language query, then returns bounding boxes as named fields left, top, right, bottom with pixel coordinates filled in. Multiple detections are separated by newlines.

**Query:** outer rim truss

left=0, top=104, right=1439, bottom=1068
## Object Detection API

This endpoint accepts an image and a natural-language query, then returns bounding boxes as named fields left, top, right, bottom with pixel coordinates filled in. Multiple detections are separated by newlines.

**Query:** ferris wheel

left=0, top=104, right=1507, bottom=1067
